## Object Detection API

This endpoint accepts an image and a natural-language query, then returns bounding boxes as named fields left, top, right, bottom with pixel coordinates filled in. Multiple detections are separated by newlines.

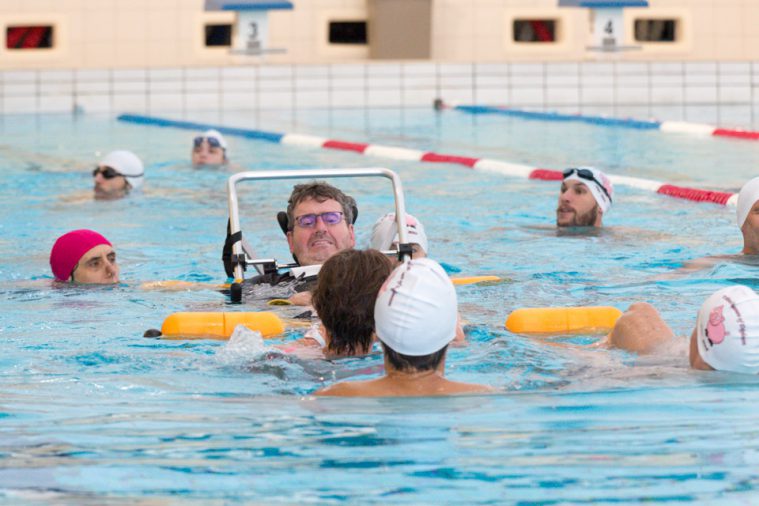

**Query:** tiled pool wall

left=2, top=61, right=758, bottom=127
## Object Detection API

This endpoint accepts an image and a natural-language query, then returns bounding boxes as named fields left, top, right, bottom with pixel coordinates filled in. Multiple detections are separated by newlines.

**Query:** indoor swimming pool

left=1, top=108, right=759, bottom=503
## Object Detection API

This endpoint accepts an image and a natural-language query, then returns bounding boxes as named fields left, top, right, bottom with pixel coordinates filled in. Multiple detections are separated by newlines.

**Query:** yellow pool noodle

left=505, top=306, right=622, bottom=334
left=161, top=312, right=285, bottom=339
left=140, top=280, right=230, bottom=291
left=451, top=275, right=502, bottom=286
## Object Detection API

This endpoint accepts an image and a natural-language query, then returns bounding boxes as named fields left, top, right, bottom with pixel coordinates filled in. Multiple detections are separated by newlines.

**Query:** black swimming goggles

left=92, top=166, right=122, bottom=179
left=563, top=168, right=612, bottom=202
left=193, top=136, right=223, bottom=149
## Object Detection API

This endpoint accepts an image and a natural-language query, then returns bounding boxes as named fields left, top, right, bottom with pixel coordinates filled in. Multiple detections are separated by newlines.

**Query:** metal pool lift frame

left=226, top=167, right=411, bottom=302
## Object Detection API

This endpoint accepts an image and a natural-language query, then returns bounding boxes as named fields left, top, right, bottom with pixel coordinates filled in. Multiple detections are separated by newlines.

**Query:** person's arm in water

left=600, top=302, right=675, bottom=354
left=288, top=291, right=312, bottom=306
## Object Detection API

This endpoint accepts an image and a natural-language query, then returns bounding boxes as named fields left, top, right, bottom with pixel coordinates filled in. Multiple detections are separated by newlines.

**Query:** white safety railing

left=226, top=167, right=409, bottom=282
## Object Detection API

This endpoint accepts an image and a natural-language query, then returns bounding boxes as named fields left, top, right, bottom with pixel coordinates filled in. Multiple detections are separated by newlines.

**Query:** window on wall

left=329, top=21, right=367, bottom=44
left=634, top=19, right=677, bottom=42
left=513, top=20, right=556, bottom=43
left=6, top=25, right=54, bottom=49
left=205, top=23, right=232, bottom=47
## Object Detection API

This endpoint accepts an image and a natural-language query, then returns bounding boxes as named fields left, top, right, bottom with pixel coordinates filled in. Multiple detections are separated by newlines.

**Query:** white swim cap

left=99, top=150, right=144, bottom=189
left=374, top=258, right=457, bottom=356
left=203, top=129, right=228, bottom=151
left=563, top=167, right=613, bottom=214
left=736, top=177, right=759, bottom=228
left=369, top=212, right=429, bottom=254
left=696, top=285, right=759, bottom=374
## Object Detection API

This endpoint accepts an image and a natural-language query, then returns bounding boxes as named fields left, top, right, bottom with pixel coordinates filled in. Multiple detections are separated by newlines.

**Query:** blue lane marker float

left=455, top=105, right=661, bottom=130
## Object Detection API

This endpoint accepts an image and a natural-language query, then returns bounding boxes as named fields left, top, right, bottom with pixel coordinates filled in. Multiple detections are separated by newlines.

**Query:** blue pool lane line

left=117, top=112, right=738, bottom=207
left=452, top=105, right=759, bottom=140
left=455, top=105, right=661, bottom=130
left=117, top=114, right=285, bottom=143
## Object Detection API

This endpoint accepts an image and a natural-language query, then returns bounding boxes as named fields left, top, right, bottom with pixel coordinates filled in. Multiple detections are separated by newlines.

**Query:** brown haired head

left=286, top=181, right=356, bottom=231
left=312, top=249, right=394, bottom=357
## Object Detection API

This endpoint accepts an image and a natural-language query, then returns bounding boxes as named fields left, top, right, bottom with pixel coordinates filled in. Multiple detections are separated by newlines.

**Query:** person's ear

left=689, top=328, right=714, bottom=370
left=286, top=230, right=295, bottom=253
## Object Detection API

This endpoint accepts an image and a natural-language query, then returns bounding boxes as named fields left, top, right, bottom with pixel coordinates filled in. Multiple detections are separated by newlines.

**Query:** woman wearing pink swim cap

left=50, top=229, right=120, bottom=284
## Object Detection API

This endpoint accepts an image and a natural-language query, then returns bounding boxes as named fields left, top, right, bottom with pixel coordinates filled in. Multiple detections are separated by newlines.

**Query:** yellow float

left=505, top=306, right=622, bottom=334
left=451, top=275, right=502, bottom=286
left=161, top=311, right=285, bottom=339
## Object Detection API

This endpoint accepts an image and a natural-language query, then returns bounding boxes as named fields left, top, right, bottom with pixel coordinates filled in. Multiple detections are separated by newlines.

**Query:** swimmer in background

left=286, top=249, right=394, bottom=359
left=601, top=285, right=759, bottom=374
left=370, top=211, right=469, bottom=343
left=738, top=177, right=759, bottom=255
left=676, top=177, right=759, bottom=273
left=369, top=212, right=428, bottom=263
left=50, top=229, right=120, bottom=284
left=556, top=167, right=613, bottom=228
left=191, top=129, right=228, bottom=166
left=316, top=258, right=494, bottom=397
left=93, top=150, right=144, bottom=200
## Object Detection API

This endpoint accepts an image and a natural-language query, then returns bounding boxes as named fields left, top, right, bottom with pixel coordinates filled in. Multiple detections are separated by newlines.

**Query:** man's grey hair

left=286, top=181, right=356, bottom=230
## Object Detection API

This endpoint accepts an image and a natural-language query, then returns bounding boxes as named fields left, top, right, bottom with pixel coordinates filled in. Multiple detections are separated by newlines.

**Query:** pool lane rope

left=118, top=113, right=737, bottom=207
left=453, top=105, right=759, bottom=142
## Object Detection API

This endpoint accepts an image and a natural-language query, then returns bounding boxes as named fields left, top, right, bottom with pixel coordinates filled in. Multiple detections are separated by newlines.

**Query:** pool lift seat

left=225, top=167, right=413, bottom=302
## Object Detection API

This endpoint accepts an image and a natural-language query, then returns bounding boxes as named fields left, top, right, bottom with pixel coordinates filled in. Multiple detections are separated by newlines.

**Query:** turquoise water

left=2, top=110, right=759, bottom=503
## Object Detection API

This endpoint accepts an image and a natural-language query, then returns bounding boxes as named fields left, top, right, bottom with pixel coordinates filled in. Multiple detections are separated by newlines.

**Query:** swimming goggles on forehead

left=92, top=166, right=122, bottom=179
left=562, top=168, right=612, bottom=201
left=193, top=136, right=223, bottom=149
left=293, top=211, right=344, bottom=228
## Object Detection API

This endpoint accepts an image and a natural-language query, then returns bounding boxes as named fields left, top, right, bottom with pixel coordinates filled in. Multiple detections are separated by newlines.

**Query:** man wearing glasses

left=234, top=181, right=357, bottom=301
left=191, top=129, right=228, bottom=166
left=556, top=167, right=614, bottom=228
left=285, top=182, right=357, bottom=267
left=92, top=150, right=144, bottom=200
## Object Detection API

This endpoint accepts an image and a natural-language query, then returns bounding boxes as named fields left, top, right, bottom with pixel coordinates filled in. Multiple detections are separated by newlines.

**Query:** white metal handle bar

left=227, top=167, right=409, bottom=282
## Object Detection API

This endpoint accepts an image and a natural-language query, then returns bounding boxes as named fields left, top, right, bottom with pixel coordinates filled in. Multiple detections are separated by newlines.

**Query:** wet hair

left=286, top=181, right=356, bottom=231
left=381, top=343, right=448, bottom=372
left=311, top=249, right=393, bottom=357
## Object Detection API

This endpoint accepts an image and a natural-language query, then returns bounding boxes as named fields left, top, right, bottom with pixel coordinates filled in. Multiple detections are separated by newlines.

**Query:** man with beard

left=556, top=167, right=614, bottom=228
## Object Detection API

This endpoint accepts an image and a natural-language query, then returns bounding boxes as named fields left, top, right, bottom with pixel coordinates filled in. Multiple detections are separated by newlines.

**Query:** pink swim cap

left=50, top=229, right=112, bottom=281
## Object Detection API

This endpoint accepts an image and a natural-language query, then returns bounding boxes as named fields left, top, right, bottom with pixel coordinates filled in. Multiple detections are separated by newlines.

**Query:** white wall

left=2, top=62, right=757, bottom=128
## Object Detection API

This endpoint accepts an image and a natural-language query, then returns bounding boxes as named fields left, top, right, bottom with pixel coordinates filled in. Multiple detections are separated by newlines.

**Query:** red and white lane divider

left=281, top=134, right=737, bottom=207
left=662, top=121, right=759, bottom=141
left=118, top=113, right=738, bottom=207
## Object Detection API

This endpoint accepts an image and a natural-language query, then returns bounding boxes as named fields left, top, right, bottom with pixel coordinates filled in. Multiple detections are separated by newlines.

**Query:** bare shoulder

left=446, top=381, right=498, bottom=395
left=314, top=380, right=372, bottom=397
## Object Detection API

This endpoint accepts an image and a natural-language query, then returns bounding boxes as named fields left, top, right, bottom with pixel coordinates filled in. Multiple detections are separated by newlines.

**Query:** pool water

left=2, top=109, right=759, bottom=503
